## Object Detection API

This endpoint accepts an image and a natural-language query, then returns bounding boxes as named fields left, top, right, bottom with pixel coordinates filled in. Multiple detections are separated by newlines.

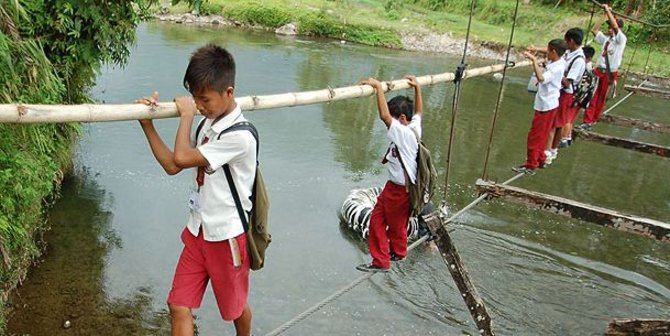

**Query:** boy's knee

left=169, top=304, right=192, bottom=319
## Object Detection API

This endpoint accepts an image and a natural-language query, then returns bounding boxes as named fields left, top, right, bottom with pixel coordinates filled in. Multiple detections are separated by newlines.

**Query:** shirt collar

left=209, top=104, right=242, bottom=134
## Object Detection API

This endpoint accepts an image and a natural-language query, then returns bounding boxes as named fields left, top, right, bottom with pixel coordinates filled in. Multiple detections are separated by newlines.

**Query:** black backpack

left=196, top=119, right=271, bottom=271
left=572, top=67, right=598, bottom=108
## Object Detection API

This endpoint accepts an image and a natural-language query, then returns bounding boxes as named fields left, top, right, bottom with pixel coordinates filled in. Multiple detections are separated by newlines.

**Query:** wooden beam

left=0, top=61, right=531, bottom=123
left=623, top=85, right=670, bottom=99
left=423, top=212, right=496, bottom=336
left=573, top=129, right=670, bottom=158
left=600, top=114, right=670, bottom=134
left=606, top=319, right=670, bottom=335
left=475, top=179, right=670, bottom=243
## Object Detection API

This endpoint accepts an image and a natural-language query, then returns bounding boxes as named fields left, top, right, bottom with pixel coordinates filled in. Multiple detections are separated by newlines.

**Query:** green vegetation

left=0, top=0, right=155, bottom=330
left=168, top=0, right=670, bottom=76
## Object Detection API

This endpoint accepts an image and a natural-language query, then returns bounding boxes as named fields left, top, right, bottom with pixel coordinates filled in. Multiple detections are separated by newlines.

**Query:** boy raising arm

left=356, top=76, right=422, bottom=273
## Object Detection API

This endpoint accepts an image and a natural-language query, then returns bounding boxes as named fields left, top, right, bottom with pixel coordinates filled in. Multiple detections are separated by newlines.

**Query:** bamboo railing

left=0, top=61, right=530, bottom=124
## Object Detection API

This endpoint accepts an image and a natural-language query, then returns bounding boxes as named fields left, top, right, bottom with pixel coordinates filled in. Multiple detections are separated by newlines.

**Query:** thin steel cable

left=481, top=0, right=521, bottom=181
left=263, top=235, right=430, bottom=336
left=441, top=0, right=477, bottom=209
left=643, top=34, right=655, bottom=76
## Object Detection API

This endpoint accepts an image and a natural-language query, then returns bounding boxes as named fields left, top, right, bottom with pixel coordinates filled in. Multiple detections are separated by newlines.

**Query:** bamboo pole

left=0, top=61, right=531, bottom=124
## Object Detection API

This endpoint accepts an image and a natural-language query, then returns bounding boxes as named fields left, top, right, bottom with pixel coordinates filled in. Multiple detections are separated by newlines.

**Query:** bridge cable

left=481, top=0, right=521, bottom=181
left=584, top=2, right=597, bottom=46
left=441, top=0, right=477, bottom=211
left=263, top=234, right=430, bottom=336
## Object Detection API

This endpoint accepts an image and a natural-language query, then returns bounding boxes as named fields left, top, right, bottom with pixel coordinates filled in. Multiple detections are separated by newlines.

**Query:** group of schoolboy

left=131, top=5, right=627, bottom=334
left=514, top=4, right=627, bottom=174
left=136, top=42, right=426, bottom=334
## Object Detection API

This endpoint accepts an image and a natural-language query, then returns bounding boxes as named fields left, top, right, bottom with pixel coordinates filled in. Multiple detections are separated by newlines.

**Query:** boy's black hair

left=609, top=18, right=624, bottom=30
left=582, top=45, right=596, bottom=59
left=565, top=28, right=584, bottom=46
left=183, top=44, right=236, bottom=94
left=388, top=95, right=414, bottom=121
left=548, top=39, right=568, bottom=57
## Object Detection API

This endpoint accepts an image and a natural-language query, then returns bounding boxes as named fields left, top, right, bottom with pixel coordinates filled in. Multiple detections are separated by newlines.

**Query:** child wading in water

left=513, top=39, right=567, bottom=175
left=356, top=76, right=423, bottom=273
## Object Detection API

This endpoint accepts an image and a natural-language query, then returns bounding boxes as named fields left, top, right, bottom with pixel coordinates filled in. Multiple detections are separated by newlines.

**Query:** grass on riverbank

left=168, top=0, right=669, bottom=76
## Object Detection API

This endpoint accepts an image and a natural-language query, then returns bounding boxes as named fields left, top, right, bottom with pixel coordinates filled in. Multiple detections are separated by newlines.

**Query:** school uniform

left=556, top=48, right=586, bottom=127
left=168, top=106, right=257, bottom=321
left=583, top=30, right=627, bottom=124
left=524, top=58, right=566, bottom=169
left=368, top=115, right=421, bottom=269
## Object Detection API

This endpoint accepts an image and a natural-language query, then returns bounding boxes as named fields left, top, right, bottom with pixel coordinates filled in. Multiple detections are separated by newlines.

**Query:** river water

left=7, top=23, right=670, bottom=335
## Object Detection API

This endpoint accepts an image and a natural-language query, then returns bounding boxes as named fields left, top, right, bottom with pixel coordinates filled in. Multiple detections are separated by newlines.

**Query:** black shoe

left=390, top=254, right=405, bottom=262
left=512, top=165, right=535, bottom=175
left=356, top=263, right=389, bottom=273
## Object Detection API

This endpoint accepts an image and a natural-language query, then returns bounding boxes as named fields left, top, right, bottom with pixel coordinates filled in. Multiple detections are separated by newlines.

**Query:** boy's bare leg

left=551, top=128, right=562, bottom=149
left=233, top=304, right=252, bottom=336
left=561, top=122, right=574, bottom=140
left=169, top=304, right=194, bottom=336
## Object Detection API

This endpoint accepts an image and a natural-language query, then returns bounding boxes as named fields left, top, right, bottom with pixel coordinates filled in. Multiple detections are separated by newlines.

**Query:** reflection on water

left=7, top=22, right=670, bottom=335
left=7, top=167, right=171, bottom=335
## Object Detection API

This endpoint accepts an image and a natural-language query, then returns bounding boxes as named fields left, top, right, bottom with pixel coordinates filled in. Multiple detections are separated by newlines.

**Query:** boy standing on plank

left=356, top=75, right=423, bottom=273
left=580, top=4, right=627, bottom=129
left=137, top=44, right=254, bottom=336
left=513, top=39, right=567, bottom=175
left=545, top=28, right=586, bottom=163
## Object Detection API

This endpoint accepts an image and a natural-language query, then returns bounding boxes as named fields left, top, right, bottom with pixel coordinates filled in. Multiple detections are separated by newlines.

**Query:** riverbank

left=156, top=12, right=514, bottom=61
left=158, top=0, right=669, bottom=76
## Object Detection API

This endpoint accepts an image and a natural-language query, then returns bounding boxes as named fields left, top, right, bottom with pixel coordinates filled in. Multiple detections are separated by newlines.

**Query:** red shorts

left=553, top=91, right=575, bottom=128
left=167, top=228, right=249, bottom=321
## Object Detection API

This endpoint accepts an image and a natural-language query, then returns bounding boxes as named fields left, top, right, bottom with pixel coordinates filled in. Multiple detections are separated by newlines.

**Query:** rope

left=264, top=235, right=430, bottom=336
left=586, top=0, right=670, bottom=29
left=643, top=33, right=655, bottom=76
left=480, top=0, right=521, bottom=181
left=441, top=0, right=477, bottom=211
left=584, top=2, right=596, bottom=46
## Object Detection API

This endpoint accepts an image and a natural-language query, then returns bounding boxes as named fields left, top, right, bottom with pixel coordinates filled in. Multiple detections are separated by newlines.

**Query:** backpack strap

left=194, top=117, right=207, bottom=143
left=564, top=55, right=584, bottom=92
left=219, top=121, right=260, bottom=234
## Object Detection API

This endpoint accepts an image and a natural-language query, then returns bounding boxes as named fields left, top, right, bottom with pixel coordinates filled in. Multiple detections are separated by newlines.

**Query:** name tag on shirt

left=188, top=191, right=201, bottom=213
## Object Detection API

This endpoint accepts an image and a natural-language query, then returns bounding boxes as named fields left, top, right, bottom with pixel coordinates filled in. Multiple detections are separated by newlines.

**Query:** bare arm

left=527, top=45, right=548, bottom=55
left=361, top=78, right=392, bottom=128
left=591, top=19, right=602, bottom=36
left=406, top=75, right=423, bottom=117
left=172, top=96, right=209, bottom=169
left=603, top=5, right=619, bottom=33
left=136, top=92, right=181, bottom=175
left=523, top=51, right=544, bottom=82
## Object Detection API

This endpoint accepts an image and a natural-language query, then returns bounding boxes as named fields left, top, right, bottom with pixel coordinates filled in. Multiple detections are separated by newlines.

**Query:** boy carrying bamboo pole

left=136, top=44, right=254, bottom=336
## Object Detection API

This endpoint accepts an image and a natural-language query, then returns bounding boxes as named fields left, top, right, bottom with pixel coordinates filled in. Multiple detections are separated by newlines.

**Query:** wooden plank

left=600, top=114, right=670, bottom=134
left=624, top=85, right=670, bottom=99
left=606, top=319, right=670, bottom=335
left=573, top=129, right=670, bottom=158
left=423, top=212, right=496, bottom=336
left=475, top=179, right=670, bottom=243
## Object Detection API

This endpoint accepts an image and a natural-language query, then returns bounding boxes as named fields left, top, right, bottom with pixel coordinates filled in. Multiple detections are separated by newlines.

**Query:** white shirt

left=534, top=58, right=566, bottom=112
left=595, top=30, right=627, bottom=71
left=562, top=48, right=586, bottom=94
left=384, top=115, right=421, bottom=185
left=187, top=106, right=257, bottom=242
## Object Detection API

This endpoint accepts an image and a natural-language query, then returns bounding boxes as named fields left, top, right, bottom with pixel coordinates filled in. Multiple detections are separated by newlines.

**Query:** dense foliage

left=0, top=0, right=155, bottom=330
